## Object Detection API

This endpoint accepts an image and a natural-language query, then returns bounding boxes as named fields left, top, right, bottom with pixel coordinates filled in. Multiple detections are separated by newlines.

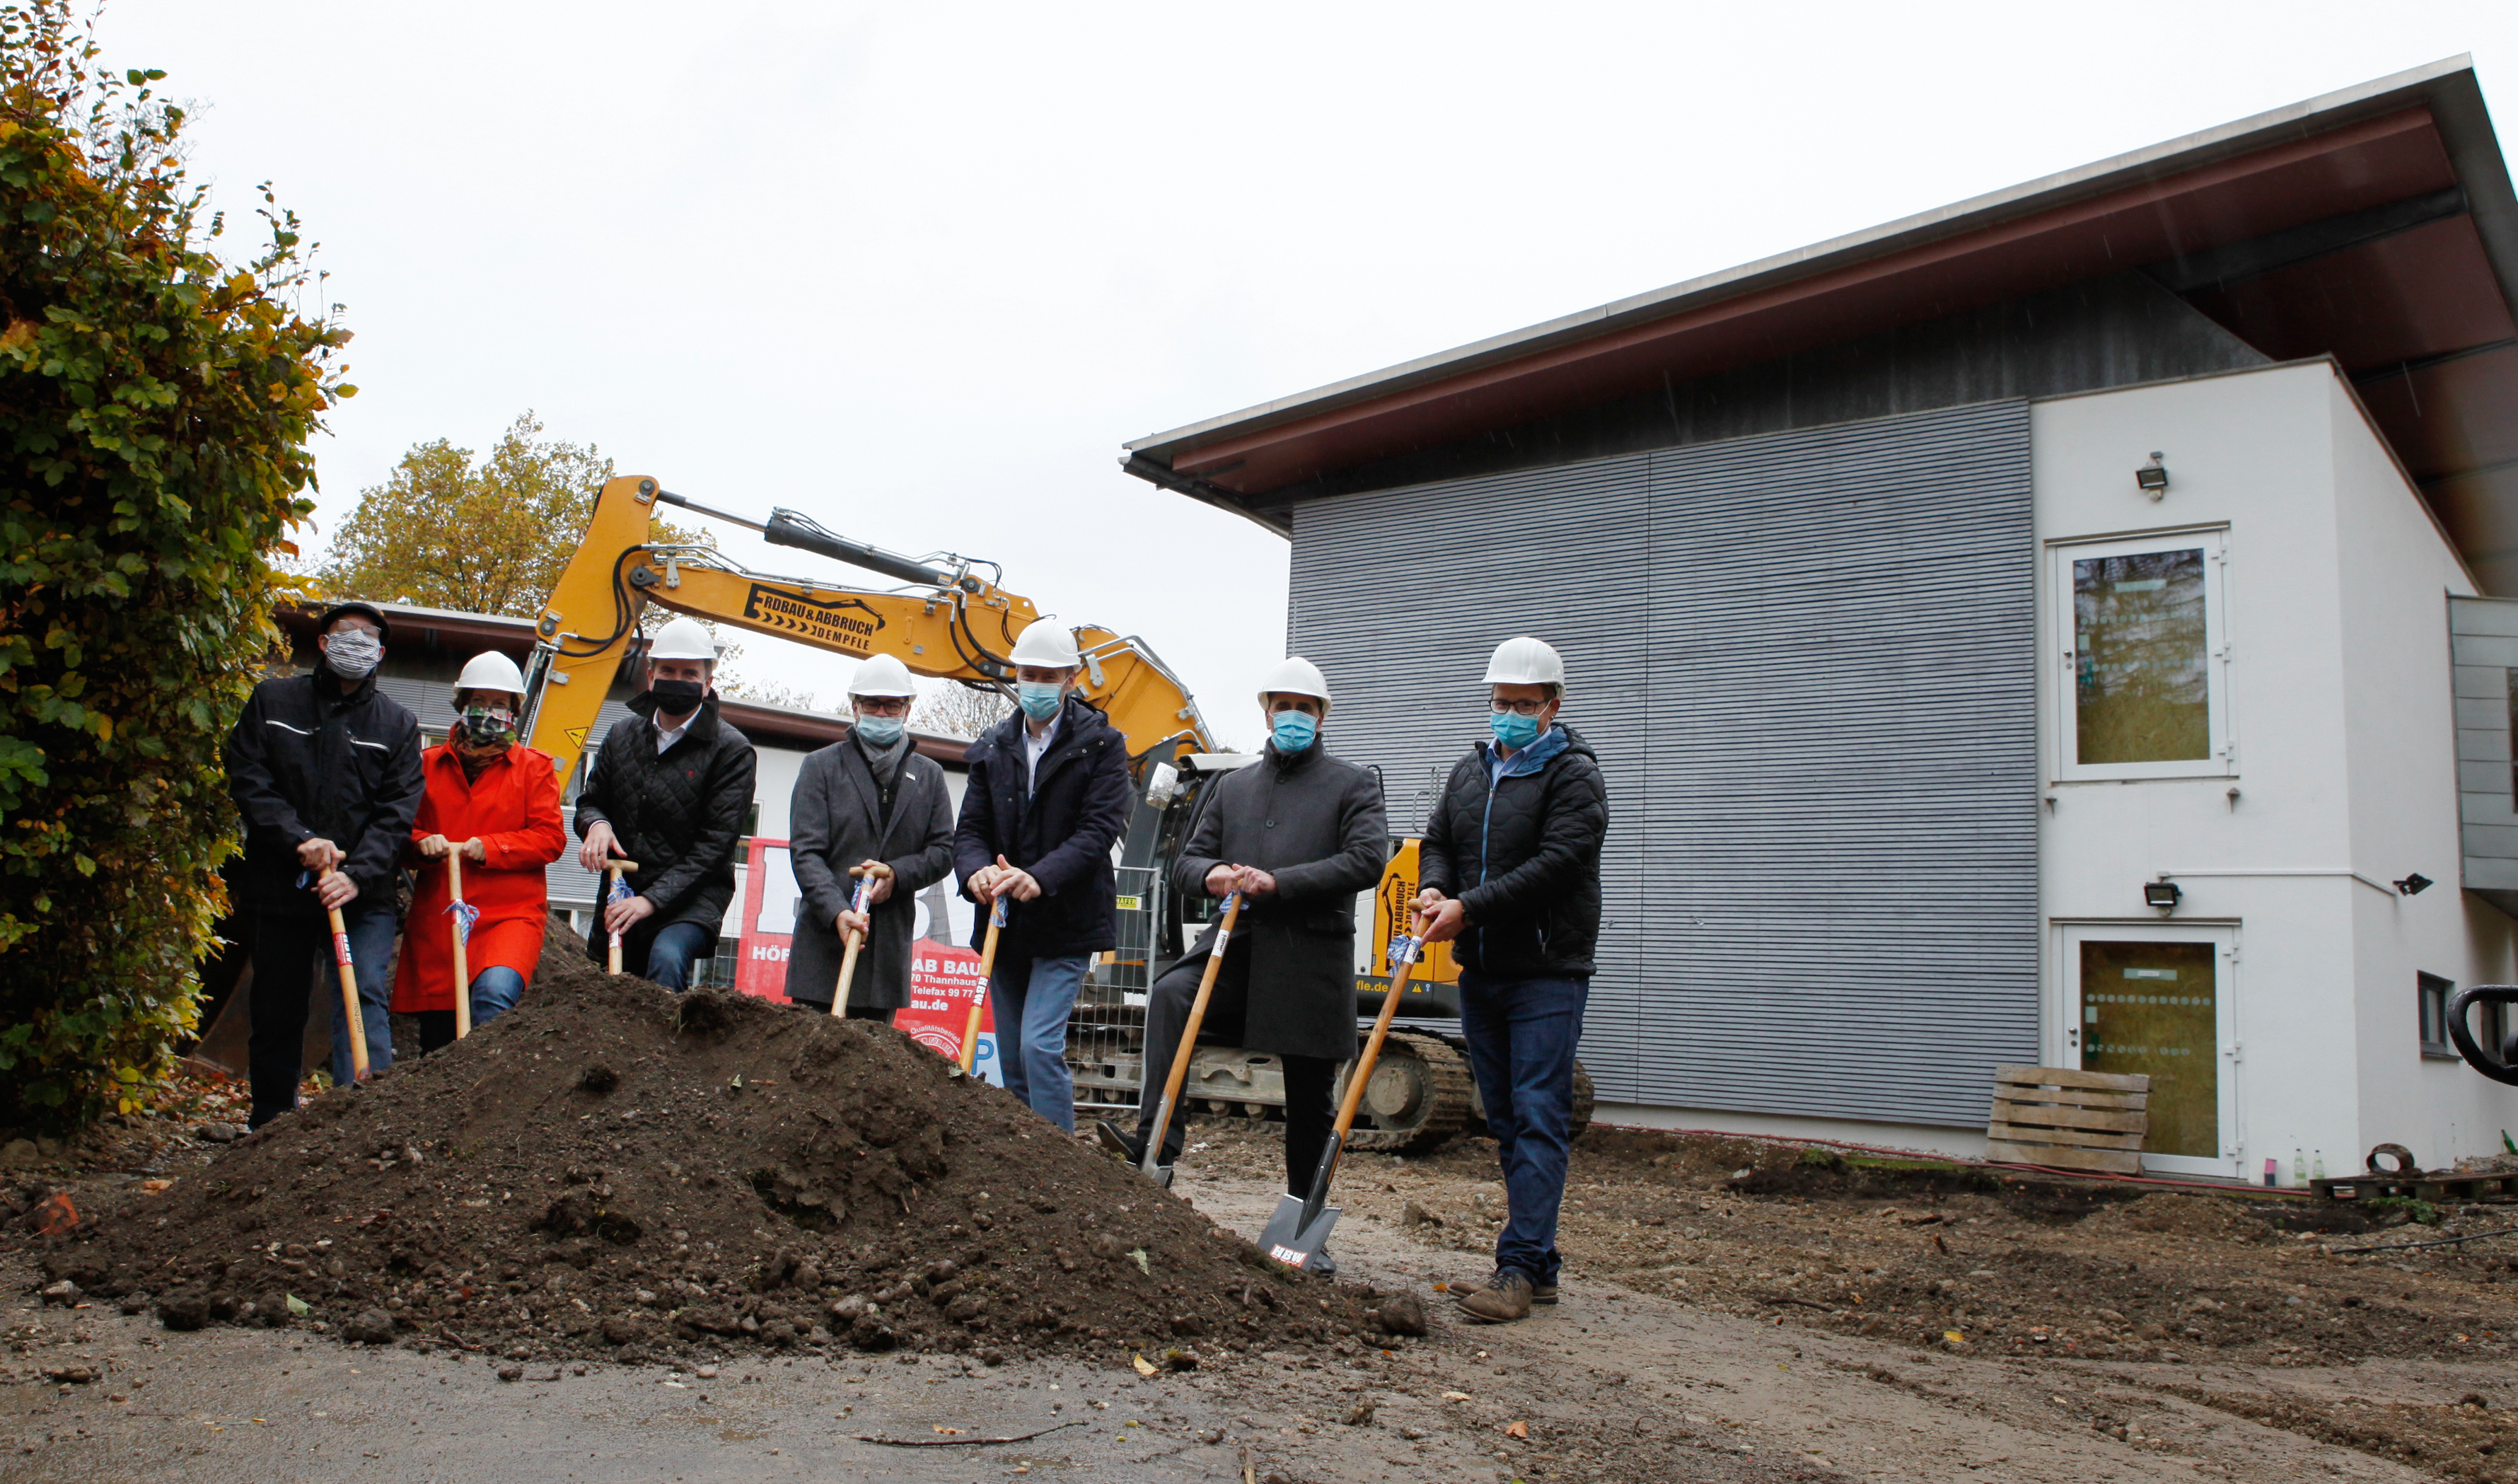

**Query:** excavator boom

left=518, top=475, right=1212, bottom=779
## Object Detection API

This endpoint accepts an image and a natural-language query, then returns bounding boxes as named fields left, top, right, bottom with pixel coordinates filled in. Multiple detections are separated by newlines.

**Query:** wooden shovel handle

left=960, top=900, right=1007, bottom=1072
left=830, top=868, right=883, bottom=1018
left=448, top=852, right=470, bottom=1040
left=1330, top=915, right=1422, bottom=1143
left=327, top=903, right=370, bottom=1081
left=1150, top=893, right=1243, bottom=1152
left=602, top=860, right=642, bottom=974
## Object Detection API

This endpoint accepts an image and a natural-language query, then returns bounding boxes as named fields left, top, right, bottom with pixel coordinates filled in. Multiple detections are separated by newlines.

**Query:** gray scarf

left=854, top=728, right=910, bottom=789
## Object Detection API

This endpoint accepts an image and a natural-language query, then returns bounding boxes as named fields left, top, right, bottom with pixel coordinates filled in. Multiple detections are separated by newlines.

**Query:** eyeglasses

left=854, top=697, right=912, bottom=718
left=1489, top=698, right=1551, bottom=717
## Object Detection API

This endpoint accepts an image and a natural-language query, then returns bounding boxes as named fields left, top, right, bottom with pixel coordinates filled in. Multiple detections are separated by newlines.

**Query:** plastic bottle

left=2312, top=1149, right=2327, bottom=1181
left=2292, top=1147, right=2307, bottom=1188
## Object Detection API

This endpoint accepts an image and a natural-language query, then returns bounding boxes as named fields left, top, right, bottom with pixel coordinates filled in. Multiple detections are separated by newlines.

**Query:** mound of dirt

left=35, top=966, right=1377, bottom=1364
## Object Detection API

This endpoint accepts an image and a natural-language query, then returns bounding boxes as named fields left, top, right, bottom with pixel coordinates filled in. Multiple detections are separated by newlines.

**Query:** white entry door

left=2059, top=922, right=2239, bottom=1178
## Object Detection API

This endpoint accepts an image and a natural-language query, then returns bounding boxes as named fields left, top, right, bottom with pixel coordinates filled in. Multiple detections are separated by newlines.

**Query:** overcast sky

left=105, top=1, right=2518, bottom=750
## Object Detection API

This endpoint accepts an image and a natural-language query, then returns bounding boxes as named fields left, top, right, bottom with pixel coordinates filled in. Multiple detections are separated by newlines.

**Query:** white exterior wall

left=2032, top=362, right=2518, bottom=1177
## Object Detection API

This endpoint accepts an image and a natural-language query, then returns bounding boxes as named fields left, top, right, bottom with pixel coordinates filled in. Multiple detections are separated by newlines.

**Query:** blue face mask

left=1489, top=709, right=1542, bottom=751
left=1270, top=710, right=1318, bottom=753
left=1017, top=681, right=1064, bottom=721
left=853, top=713, right=905, bottom=746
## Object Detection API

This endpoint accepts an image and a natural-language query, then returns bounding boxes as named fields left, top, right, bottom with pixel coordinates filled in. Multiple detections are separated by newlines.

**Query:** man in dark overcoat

left=1101, top=656, right=1388, bottom=1268
left=783, top=656, right=956, bottom=1021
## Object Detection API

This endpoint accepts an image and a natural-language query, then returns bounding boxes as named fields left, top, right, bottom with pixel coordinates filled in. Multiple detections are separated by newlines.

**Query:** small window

left=2418, top=973, right=2458, bottom=1060
left=2053, top=530, right=2232, bottom=779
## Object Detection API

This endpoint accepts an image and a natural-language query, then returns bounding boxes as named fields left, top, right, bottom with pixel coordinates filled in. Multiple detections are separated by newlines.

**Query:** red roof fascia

left=1177, top=108, right=2456, bottom=494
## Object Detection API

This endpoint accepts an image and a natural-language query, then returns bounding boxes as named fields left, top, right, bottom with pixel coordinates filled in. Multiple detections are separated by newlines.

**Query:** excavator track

left=1345, top=1031, right=1474, bottom=1153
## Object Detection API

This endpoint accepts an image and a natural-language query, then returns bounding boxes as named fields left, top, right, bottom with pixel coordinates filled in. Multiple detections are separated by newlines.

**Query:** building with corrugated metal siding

left=1122, top=59, right=2518, bottom=1176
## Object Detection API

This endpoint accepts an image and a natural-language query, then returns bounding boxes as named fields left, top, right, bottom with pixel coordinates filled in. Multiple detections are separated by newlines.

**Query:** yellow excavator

left=515, top=474, right=1588, bottom=1149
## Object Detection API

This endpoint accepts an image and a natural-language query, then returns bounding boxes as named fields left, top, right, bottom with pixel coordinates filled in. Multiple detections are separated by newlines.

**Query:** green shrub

left=0, top=3, right=349, bottom=1130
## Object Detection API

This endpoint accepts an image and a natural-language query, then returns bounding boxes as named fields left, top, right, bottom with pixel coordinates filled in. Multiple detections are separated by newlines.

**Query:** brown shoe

left=1456, top=1270, right=1535, bottom=1323
left=1451, top=1268, right=1558, bottom=1304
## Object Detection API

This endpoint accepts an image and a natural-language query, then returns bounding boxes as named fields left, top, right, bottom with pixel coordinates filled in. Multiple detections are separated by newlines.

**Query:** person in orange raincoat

left=393, top=652, right=566, bottom=1052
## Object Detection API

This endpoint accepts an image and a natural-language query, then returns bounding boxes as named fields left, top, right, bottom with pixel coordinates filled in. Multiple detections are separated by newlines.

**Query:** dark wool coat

left=224, top=665, right=424, bottom=917
left=951, top=693, right=1132, bottom=959
left=1166, top=741, right=1390, bottom=1062
left=573, top=691, right=758, bottom=957
left=1417, top=725, right=1608, bottom=979
left=782, top=735, right=955, bottom=1012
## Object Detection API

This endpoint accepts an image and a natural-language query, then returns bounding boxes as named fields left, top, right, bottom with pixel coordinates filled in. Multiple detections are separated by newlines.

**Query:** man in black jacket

left=1103, top=658, right=1387, bottom=1268
left=1415, top=636, right=1608, bottom=1323
left=224, top=601, right=424, bottom=1128
left=953, top=620, right=1132, bottom=1130
left=574, top=617, right=758, bottom=989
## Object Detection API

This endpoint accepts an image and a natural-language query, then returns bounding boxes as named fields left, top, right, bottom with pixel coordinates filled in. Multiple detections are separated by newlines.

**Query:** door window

left=2052, top=531, right=2231, bottom=779
left=2075, top=937, right=2221, bottom=1161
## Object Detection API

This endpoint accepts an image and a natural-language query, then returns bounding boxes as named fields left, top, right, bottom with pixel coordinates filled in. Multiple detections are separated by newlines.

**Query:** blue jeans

left=417, top=967, right=530, bottom=1055
left=645, top=921, right=716, bottom=991
left=249, top=900, right=400, bottom=1127
left=991, top=952, right=1089, bottom=1130
left=1457, top=970, right=1589, bottom=1287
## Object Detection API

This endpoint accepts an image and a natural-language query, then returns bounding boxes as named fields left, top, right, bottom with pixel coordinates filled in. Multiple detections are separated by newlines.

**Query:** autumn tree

left=0, top=3, right=350, bottom=1128
left=315, top=412, right=708, bottom=616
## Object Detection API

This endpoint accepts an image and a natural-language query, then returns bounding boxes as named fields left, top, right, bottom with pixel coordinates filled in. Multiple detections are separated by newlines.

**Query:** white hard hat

left=1009, top=618, right=1081, bottom=669
left=1256, top=655, right=1332, bottom=711
left=453, top=651, right=526, bottom=695
left=1482, top=635, right=1565, bottom=688
left=849, top=653, right=918, bottom=699
left=649, top=616, right=718, bottom=663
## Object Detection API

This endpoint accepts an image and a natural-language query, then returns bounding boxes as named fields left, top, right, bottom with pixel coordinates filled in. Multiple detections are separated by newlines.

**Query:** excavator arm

left=519, top=475, right=1213, bottom=783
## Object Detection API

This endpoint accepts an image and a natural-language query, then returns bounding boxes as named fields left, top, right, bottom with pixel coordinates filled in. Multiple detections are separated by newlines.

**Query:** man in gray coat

left=1100, top=658, right=1387, bottom=1269
left=782, top=656, right=955, bottom=1021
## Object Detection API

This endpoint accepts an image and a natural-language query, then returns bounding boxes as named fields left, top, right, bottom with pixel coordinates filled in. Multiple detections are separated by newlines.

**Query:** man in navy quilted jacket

left=1415, top=636, right=1608, bottom=1324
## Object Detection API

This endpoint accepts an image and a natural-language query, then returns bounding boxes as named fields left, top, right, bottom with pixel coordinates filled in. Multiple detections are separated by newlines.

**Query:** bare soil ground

left=8, top=1061, right=2518, bottom=1482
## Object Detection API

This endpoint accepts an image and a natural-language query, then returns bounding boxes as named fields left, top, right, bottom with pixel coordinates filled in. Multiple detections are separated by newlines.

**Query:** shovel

left=446, top=848, right=476, bottom=1040
left=829, top=862, right=894, bottom=1016
left=601, top=858, right=643, bottom=974
left=958, top=895, right=1007, bottom=1074
left=1258, top=917, right=1426, bottom=1270
left=324, top=893, right=371, bottom=1082
left=1130, top=892, right=1242, bottom=1188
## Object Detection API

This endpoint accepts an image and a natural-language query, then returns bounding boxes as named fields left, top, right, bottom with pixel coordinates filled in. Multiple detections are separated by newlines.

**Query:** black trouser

left=246, top=903, right=396, bottom=1128
left=1135, top=939, right=1337, bottom=1195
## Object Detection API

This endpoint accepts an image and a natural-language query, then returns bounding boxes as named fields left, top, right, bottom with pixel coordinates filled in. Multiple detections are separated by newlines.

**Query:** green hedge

left=0, top=3, right=350, bottom=1130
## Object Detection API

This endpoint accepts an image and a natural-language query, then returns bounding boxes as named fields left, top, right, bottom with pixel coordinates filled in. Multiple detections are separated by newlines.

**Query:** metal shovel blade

left=1257, top=1192, right=1341, bottom=1270
left=1137, top=1162, right=1176, bottom=1190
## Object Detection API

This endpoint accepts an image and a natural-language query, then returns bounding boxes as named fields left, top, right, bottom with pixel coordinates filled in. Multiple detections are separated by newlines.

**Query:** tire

left=1345, top=1031, right=1473, bottom=1153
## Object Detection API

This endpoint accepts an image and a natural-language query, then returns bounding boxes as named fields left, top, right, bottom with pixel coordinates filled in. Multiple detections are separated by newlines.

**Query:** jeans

left=1457, top=970, right=1589, bottom=1287
left=248, top=901, right=400, bottom=1128
left=990, top=952, right=1089, bottom=1130
left=416, top=966, right=528, bottom=1054
left=645, top=921, right=716, bottom=991
left=1135, top=940, right=1338, bottom=1193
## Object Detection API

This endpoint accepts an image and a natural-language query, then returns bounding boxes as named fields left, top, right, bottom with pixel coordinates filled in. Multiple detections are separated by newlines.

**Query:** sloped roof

left=1124, top=58, right=2518, bottom=585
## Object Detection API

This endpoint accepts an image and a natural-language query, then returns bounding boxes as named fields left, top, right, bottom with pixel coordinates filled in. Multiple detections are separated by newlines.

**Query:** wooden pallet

left=2312, top=1171, right=2518, bottom=1202
left=1984, top=1065, right=2152, bottom=1175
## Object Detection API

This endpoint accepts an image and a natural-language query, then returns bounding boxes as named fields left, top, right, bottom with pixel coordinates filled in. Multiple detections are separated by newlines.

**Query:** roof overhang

left=1124, top=57, right=2518, bottom=579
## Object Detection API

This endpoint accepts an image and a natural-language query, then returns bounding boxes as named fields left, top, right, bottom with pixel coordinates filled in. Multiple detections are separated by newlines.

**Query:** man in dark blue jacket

left=1415, top=636, right=1608, bottom=1324
left=953, top=620, right=1132, bottom=1131
left=224, top=601, right=424, bottom=1128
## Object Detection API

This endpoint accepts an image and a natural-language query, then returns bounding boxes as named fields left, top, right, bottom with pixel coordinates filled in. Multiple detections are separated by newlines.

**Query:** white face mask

left=325, top=628, right=383, bottom=679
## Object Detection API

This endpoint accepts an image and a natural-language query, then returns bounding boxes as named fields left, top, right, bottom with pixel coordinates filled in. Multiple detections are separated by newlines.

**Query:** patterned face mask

left=459, top=705, right=518, bottom=745
left=325, top=627, right=383, bottom=678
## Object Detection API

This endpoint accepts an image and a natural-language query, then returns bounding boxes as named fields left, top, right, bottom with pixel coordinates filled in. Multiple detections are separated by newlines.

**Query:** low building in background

left=1124, top=59, right=2518, bottom=1176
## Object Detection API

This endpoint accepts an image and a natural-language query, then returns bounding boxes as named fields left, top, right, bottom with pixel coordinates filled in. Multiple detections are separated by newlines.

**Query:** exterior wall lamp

left=2135, top=452, right=2169, bottom=500
left=2144, top=879, right=2183, bottom=912
left=2394, top=873, right=2433, bottom=895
